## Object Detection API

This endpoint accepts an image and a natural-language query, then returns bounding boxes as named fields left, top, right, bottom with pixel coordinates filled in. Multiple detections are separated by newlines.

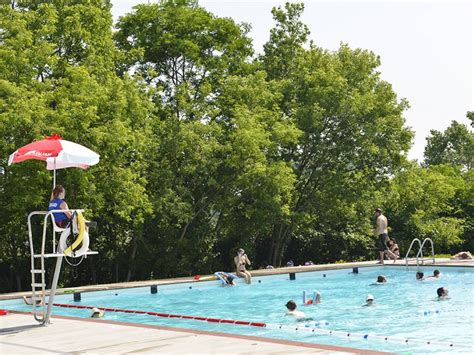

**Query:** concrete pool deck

left=0, top=312, right=389, bottom=354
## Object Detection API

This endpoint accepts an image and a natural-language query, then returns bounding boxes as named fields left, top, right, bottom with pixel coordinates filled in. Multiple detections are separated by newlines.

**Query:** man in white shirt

left=374, top=208, right=389, bottom=264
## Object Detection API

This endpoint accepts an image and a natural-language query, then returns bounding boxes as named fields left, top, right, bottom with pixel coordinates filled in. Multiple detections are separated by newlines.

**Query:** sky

left=111, top=0, right=473, bottom=161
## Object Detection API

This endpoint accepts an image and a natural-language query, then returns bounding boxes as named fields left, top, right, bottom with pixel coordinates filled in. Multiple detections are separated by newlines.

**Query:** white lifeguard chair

left=27, top=209, right=98, bottom=325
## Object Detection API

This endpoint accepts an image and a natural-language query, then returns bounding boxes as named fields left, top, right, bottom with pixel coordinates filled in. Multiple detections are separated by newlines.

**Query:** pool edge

left=6, top=310, right=392, bottom=354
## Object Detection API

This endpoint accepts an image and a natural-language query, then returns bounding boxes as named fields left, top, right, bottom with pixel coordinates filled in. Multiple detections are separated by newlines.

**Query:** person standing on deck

left=374, top=208, right=389, bottom=264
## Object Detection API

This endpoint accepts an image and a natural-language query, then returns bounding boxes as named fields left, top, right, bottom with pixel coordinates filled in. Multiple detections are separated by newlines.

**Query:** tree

left=385, top=163, right=467, bottom=252
left=422, top=116, right=473, bottom=252
left=423, top=117, right=474, bottom=171
left=2, top=0, right=442, bottom=291
left=259, top=3, right=413, bottom=266
left=0, top=0, right=152, bottom=291
left=261, top=2, right=309, bottom=80
left=114, top=0, right=253, bottom=121
left=114, top=0, right=260, bottom=276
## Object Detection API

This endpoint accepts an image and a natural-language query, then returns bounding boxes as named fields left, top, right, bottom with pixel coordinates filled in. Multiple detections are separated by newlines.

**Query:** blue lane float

left=265, top=323, right=470, bottom=350
left=305, top=320, right=329, bottom=327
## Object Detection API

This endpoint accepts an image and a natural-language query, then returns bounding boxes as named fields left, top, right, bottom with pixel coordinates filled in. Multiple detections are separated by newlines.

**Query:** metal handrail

left=405, top=237, right=435, bottom=270
left=416, top=238, right=435, bottom=265
left=405, top=238, right=422, bottom=270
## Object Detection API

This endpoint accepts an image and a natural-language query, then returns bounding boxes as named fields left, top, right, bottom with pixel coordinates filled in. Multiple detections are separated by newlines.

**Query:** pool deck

left=1, top=312, right=390, bottom=354
left=1, top=259, right=472, bottom=354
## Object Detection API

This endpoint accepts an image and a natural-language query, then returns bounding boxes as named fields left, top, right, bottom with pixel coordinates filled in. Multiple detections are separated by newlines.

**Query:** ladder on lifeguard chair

left=404, top=238, right=435, bottom=270
left=27, top=210, right=97, bottom=325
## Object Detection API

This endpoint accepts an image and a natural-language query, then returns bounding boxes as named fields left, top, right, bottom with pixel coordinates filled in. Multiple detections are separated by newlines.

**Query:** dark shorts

left=378, top=233, right=389, bottom=251
left=56, top=220, right=70, bottom=228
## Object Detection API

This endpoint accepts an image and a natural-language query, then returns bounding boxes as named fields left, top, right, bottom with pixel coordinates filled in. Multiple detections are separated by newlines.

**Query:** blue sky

left=111, top=0, right=473, bottom=161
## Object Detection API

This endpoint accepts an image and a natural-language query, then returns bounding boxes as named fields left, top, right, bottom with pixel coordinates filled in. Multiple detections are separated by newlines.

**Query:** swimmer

left=222, top=273, right=236, bottom=286
left=437, top=287, right=449, bottom=300
left=427, top=270, right=440, bottom=279
left=416, top=271, right=424, bottom=281
left=90, top=307, right=105, bottom=318
left=285, top=300, right=306, bottom=319
left=363, top=294, right=375, bottom=307
left=22, top=296, right=43, bottom=306
left=305, top=290, right=321, bottom=305
left=371, top=275, right=387, bottom=285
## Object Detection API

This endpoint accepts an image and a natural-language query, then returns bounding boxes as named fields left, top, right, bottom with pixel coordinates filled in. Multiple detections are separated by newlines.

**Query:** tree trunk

left=114, top=262, right=119, bottom=283
left=270, top=224, right=285, bottom=266
left=268, top=224, right=278, bottom=264
left=15, top=273, right=22, bottom=292
left=270, top=224, right=293, bottom=267
left=10, top=237, right=22, bottom=291
left=126, top=236, right=138, bottom=282
left=179, top=203, right=208, bottom=241
left=277, top=226, right=293, bottom=266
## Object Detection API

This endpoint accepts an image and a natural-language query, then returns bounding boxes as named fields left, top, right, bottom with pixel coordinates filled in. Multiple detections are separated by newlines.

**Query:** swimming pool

left=2, top=266, right=473, bottom=353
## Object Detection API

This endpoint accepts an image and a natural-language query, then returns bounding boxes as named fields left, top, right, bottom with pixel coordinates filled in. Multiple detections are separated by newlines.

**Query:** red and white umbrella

left=8, top=134, right=100, bottom=187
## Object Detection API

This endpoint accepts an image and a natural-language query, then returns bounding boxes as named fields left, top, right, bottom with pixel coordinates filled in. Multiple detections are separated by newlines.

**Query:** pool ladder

left=404, top=238, right=435, bottom=270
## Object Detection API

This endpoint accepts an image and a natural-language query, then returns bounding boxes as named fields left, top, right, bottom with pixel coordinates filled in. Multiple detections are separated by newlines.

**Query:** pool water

left=2, top=266, right=473, bottom=353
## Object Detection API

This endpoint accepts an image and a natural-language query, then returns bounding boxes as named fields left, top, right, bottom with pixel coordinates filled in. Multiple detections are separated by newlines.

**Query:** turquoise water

left=2, top=266, right=473, bottom=354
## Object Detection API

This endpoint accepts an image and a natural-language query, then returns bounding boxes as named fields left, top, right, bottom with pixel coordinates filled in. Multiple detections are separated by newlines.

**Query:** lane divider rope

left=52, top=303, right=265, bottom=327
left=51, top=303, right=471, bottom=349
left=328, top=307, right=468, bottom=326
left=265, top=323, right=471, bottom=349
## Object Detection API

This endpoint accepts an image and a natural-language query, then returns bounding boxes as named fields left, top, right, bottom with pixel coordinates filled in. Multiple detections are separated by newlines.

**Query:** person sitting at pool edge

left=285, top=300, right=306, bottom=319
left=427, top=270, right=440, bottom=279
left=451, top=251, right=473, bottom=260
left=416, top=271, right=424, bottom=281
left=234, top=248, right=252, bottom=284
left=384, top=238, right=400, bottom=263
left=437, top=287, right=449, bottom=300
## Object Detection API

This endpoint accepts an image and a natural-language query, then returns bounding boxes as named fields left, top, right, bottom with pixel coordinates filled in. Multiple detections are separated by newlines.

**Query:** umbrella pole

left=53, top=158, right=56, bottom=189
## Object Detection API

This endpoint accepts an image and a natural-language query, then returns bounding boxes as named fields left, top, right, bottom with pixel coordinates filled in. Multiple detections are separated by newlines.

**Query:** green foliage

left=423, top=119, right=474, bottom=170
left=422, top=119, right=474, bottom=251
left=0, top=1, right=470, bottom=292
left=261, top=2, right=309, bottom=79
left=259, top=4, right=413, bottom=265
left=0, top=0, right=151, bottom=290
left=114, top=0, right=253, bottom=120
left=385, top=164, right=467, bottom=251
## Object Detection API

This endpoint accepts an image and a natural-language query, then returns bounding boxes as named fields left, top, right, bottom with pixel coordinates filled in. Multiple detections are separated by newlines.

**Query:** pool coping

left=1, top=258, right=473, bottom=301
left=4, top=310, right=391, bottom=354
